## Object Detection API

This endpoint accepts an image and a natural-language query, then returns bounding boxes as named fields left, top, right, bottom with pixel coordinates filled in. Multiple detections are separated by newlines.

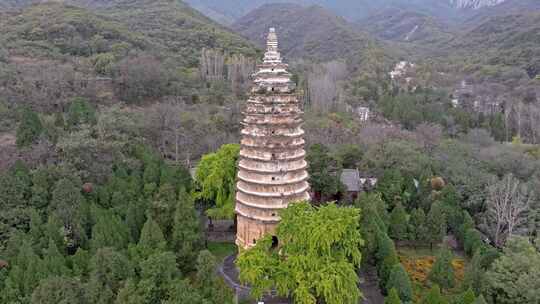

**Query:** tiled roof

left=341, top=169, right=360, bottom=192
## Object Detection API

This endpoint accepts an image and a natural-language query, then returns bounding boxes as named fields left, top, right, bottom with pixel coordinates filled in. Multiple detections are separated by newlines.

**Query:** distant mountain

left=464, top=0, right=540, bottom=24
left=450, top=0, right=506, bottom=9
left=231, top=3, right=374, bottom=61
left=358, top=8, right=454, bottom=43
left=183, top=0, right=538, bottom=24
left=186, top=0, right=458, bottom=23
left=0, top=0, right=257, bottom=65
left=449, top=12, right=540, bottom=77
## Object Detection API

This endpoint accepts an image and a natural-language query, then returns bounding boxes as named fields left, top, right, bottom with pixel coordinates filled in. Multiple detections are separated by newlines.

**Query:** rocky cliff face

left=450, top=0, right=506, bottom=9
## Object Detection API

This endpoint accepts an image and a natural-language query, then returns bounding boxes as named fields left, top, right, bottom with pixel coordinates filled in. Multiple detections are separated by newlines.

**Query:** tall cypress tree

left=42, top=239, right=69, bottom=277
left=376, top=232, right=399, bottom=287
left=389, top=202, right=408, bottom=241
left=409, top=208, right=427, bottom=244
left=420, top=285, right=447, bottom=304
left=86, top=247, right=133, bottom=304
left=172, top=188, right=202, bottom=272
left=426, top=201, right=446, bottom=250
left=196, top=250, right=232, bottom=303
left=428, top=247, right=455, bottom=290
left=385, top=288, right=403, bottom=304
left=16, top=107, right=43, bottom=147
left=130, top=217, right=167, bottom=264
left=31, top=276, right=87, bottom=304
left=462, top=250, right=484, bottom=295
left=386, top=263, right=413, bottom=302
left=90, top=209, right=129, bottom=251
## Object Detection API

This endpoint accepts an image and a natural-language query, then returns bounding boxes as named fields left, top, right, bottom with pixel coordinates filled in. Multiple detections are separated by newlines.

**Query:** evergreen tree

left=139, top=251, right=180, bottom=303
left=359, top=206, right=384, bottom=264
left=66, top=97, right=97, bottom=128
left=428, top=247, right=455, bottom=290
left=426, top=201, right=446, bottom=250
left=125, top=197, right=148, bottom=243
left=453, top=288, right=476, bottom=304
left=44, top=214, right=65, bottom=251
left=458, top=211, right=474, bottom=245
left=50, top=178, right=83, bottom=232
left=389, top=202, right=408, bottom=241
left=196, top=250, right=232, bottom=303
left=172, top=188, right=202, bottom=272
left=463, top=228, right=484, bottom=256
left=31, top=276, right=87, bottom=304
left=130, top=217, right=167, bottom=264
left=386, top=264, right=413, bottom=302
left=306, top=143, right=344, bottom=200
left=439, top=185, right=462, bottom=233
left=376, top=232, right=399, bottom=287
left=163, top=279, right=204, bottom=304
left=90, top=209, right=130, bottom=251
left=42, top=239, right=70, bottom=277
left=16, top=106, right=43, bottom=147
left=385, top=288, right=403, bottom=304
left=150, top=183, right=177, bottom=239
left=356, top=192, right=389, bottom=228
left=115, top=279, right=145, bottom=304
left=30, top=167, right=52, bottom=210
left=28, top=208, right=47, bottom=252
left=376, top=169, right=404, bottom=208
left=143, top=161, right=161, bottom=189
left=1, top=240, right=46, bottom=303
left=0, top=169, right=29, bottom=209
left=86, top=248, right=133, bottom=304
left=462, top=251, right=484, bottom=295
left=421, top=285, right=447, bottom=304
left=409, top=208, right=427, bottom=244
left=70, top=248, right=90, bottom=278
left=160, top=164, right=193, bottom=193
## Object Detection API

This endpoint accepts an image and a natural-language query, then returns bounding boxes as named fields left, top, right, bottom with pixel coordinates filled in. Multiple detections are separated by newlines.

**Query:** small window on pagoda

left=271, top=177, right=276, bottom=181
left=271, top=130, right=275, bottom=134
left=253, top=239, right=257, bottom=244
left=271, top=153, right=276, bottom=159
left=271, top=236, right=279, bottom=249
left=271, top=87, right=275, bottom=91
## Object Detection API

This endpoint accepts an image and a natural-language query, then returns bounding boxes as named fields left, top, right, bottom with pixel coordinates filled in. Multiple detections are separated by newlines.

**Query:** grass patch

left=397, top=246, right=467, bottom=302
left=207, top=241, right=237, bottom=262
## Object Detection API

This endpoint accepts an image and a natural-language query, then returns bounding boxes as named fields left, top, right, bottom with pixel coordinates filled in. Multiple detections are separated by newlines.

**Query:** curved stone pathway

left=219, top=254, right=290, bottom=303
left=219, top=254, right=384, bottom=304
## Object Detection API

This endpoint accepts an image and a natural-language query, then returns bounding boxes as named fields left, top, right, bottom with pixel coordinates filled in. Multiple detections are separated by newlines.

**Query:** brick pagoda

left=235, top=28, right=310, bottom=249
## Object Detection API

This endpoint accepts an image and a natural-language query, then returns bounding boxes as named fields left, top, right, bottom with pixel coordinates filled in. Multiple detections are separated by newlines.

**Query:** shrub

left=386, top=263, right=413, bottom=302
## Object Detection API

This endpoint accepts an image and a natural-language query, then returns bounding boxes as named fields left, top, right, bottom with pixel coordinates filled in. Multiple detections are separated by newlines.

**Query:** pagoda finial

left=264, top=27, right=281, bottom=63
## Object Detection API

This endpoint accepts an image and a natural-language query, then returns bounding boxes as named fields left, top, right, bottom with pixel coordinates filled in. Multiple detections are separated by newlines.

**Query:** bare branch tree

left=483, top=174, right=531, bottom=247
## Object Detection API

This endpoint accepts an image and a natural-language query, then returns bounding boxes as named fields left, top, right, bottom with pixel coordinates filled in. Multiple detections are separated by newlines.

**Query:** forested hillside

left=232, top=3, right=373, bottom=61
left=0, top=0, right=539, bottom=303
left=358, top=8, right=453, bottom=43
left=449, top=12, right=540, bottom=77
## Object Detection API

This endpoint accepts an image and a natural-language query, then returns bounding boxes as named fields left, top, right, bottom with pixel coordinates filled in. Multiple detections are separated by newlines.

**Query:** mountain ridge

left=231, top=3, right=374, bottom=61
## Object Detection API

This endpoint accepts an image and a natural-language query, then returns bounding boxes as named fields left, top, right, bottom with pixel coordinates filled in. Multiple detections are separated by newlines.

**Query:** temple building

left=235, top=28, right=310, bottom=249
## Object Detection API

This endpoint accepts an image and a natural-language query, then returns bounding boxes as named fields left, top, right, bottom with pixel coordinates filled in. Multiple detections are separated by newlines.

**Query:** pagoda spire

left=235, top=28, right=310, bottom=249
left=263, top=27, right=282, bottom=64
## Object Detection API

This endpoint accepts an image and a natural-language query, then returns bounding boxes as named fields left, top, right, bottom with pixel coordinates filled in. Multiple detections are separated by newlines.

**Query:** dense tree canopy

left=484, top=237, right=540, bottom=304
left=194, top=143, right=240, bottom=219
left=237, top=202, right=364, bottom=304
